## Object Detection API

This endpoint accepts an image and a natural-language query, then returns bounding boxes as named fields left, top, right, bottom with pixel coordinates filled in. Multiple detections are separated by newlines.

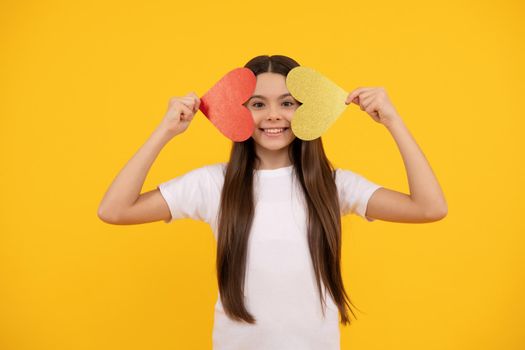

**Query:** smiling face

left=244, top=72, right=300, bottom=159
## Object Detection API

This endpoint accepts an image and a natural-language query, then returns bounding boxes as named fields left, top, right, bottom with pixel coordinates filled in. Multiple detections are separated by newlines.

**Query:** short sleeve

left=157, top=165, right=217, bottom=224
left=335, top=168, right=383, bottom=222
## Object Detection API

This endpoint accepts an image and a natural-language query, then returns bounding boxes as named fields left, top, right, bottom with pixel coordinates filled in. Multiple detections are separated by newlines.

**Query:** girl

left=98, top=55, right=448, bottom=350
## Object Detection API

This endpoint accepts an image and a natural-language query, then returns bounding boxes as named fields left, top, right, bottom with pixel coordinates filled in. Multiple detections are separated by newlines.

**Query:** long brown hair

left=216, top=54, right=362, bottom=325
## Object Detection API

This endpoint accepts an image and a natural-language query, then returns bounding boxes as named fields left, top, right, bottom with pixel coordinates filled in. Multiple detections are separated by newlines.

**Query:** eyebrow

left=247, top=93, right=293, bottom=102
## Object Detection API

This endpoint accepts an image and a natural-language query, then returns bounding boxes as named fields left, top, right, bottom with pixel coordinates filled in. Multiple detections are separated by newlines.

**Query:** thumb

left=346, top=96, right=359, bottom=105
left=345, top=92, right=356, bottom=105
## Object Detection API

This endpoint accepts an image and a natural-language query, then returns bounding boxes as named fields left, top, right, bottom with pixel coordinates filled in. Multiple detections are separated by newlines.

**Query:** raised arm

left=346, top=87, right=448, bottom=223
left=97, top=93, right=200, bottom=224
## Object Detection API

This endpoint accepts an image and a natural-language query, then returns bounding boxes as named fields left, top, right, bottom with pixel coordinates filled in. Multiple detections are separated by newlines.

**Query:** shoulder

left=333, top=166, right=382, bottom=200
left=334, top=168, right=371, bottom=184
left=333, top=167, right=361, bottom=183
left=203, top=162, right=227, bottom=175
left=174, top=162, right=227, bottom=193
left=333, top=166, right=382, bottom=219
left=179, top=162, right=226, bottom=178
left=199, top=162, right=227, bottom=185
left=159, top=162, right=226, bottom=189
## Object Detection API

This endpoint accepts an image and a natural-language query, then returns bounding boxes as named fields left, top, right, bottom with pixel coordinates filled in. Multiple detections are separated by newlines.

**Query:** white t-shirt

left=157, top=163, right=382, bottom=350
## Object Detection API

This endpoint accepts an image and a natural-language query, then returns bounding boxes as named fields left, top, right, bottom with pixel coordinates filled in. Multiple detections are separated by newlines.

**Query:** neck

left=254, top=145, right=292, bottom=170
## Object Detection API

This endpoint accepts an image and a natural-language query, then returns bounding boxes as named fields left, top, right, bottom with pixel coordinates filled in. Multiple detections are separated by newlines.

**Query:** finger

left=360, top=94, right=376, bottom=109
left=365, top=101, right=379, bottom=115
left=347, top=89, right=371, bottom=105
left=167, top=102, right=183, bottom=119
left=180, top=96, right=197, bottom=112
left=184, top=92, right=198, bottom=112
left=346, top=87, right=374, bottom=104
left=181, top=95, right=195, bottom=105
left=178, top=102, right=194, bottom=120
left=355, top=93, right=373, bottom=108
left=169, top=96, right=181, bottom=108
left=346, top=89, right=362, bottom=105
left=349, top=95, right=360, bottom=106
left=189, top=92, right=200, bottom=112
left=358, top=89, right=376, bottom=101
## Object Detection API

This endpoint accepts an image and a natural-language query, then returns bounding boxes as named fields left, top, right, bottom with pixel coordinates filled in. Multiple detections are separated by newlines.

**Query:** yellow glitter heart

left=286, top=66, right=348, bottom=140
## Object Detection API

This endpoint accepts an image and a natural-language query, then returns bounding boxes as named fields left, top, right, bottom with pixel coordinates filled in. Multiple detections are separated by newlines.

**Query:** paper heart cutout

left=286, top=66, right=348, bottom=140
left=199, top=67, right=256, bottom=142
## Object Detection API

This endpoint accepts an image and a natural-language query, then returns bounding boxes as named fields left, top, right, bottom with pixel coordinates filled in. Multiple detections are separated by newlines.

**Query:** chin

left=252, top=136, right=295, bottom=151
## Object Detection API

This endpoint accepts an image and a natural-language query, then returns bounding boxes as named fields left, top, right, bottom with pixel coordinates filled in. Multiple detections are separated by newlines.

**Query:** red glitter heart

left=199, top=67, right=256, bottom=142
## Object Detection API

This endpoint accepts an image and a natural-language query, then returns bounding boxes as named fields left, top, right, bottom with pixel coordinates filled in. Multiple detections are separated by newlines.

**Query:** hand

left=345, top=87, right=401, bottom=127
left=158, top=92, right=201, bottom=138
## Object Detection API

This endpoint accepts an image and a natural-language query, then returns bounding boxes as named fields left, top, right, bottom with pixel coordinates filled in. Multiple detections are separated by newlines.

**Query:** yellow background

left=1, top=0, right=523, bottom=349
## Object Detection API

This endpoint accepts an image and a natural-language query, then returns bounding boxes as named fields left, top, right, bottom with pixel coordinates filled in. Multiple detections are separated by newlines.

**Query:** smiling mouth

left=259, top=127, right=289, bottom=135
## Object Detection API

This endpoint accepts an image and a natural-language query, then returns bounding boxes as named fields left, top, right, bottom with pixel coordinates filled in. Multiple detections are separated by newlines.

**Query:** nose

left=267, top=105, right=281, bottom=120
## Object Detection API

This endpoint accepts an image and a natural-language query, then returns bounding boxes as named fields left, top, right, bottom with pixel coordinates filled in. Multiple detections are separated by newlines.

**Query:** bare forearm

left=98, top=127, right=174, bottom=216
left=385, top=117, right=448, bottom=213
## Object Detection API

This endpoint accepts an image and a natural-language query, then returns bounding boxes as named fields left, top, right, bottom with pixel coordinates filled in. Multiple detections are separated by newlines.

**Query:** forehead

left=252, top=72, right=289, bottom=96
